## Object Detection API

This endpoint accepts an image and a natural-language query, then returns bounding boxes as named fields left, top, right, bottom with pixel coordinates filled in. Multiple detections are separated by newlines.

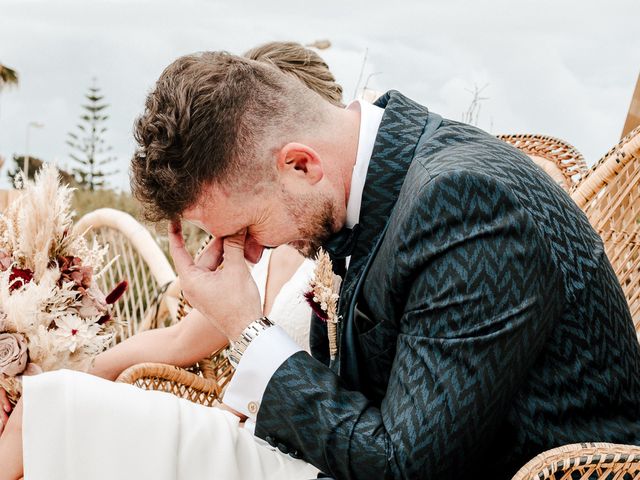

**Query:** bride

left=0, top=41, right=345, bottom=480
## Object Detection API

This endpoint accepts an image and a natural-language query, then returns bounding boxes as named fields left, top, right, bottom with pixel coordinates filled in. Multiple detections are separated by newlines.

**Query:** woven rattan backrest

left=499, top=134, right=588, bottom=192
left=76, top=208, right=177, bottom=340
left=512, top=442, right=640, bottom=480
left=571, top=126, right=640, bottom=329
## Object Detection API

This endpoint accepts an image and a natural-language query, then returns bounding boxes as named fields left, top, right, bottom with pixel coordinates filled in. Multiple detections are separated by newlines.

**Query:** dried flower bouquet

left=0, top=165, right=126, bottom=404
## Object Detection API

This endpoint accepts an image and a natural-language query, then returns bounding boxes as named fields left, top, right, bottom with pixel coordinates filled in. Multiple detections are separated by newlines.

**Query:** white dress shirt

left=223, top=100, right=385, bottom=433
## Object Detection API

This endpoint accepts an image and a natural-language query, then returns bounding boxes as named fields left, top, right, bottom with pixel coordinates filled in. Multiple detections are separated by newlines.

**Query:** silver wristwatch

left=227, top=316, right=275, bottom=369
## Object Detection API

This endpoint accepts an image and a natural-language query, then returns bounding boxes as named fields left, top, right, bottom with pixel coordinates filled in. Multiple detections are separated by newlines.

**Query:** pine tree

left=66, top=79, right=117, bottom=190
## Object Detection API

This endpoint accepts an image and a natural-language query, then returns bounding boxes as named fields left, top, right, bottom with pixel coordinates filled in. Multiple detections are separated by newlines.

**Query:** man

left=131, top=51, right=640, bottom=479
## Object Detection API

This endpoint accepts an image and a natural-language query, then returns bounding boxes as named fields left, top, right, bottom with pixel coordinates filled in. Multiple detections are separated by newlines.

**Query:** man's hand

left=168, top=221, right=263, bottom=341
left=0, top=388, right=12, bottom=436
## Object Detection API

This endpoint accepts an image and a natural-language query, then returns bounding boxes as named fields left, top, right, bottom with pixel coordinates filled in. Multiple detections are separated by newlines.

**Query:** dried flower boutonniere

left=304, top=249, right=342, bottom=360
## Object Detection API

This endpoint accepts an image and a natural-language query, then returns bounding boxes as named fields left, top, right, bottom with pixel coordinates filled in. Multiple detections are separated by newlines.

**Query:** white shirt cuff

left=223, top=325, right=302, bottom=426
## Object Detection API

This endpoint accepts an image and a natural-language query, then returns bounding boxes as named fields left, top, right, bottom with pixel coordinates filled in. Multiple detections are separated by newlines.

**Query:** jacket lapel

left=334, top=91, right=432, bottom=385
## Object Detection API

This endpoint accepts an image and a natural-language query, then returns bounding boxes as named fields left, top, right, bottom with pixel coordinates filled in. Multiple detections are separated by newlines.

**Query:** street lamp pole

left=23, top=121, right=43, bottom=182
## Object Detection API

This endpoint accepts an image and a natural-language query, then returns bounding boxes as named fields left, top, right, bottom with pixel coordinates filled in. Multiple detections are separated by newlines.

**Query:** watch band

left=227, top=316, right=275, bottom=369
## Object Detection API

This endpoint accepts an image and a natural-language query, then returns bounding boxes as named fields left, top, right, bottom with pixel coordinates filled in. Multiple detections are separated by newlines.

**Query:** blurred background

left=0, top=0, right=639, bottom=218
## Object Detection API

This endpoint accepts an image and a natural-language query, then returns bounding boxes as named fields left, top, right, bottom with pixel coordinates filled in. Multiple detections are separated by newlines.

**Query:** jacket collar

left=334, top=90, right=433, bottom=382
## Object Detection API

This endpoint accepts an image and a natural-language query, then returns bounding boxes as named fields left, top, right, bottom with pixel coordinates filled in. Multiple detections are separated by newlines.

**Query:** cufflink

left=289, top=449, right=302, bottom=459
left=248, top=401, right=259, bottom=414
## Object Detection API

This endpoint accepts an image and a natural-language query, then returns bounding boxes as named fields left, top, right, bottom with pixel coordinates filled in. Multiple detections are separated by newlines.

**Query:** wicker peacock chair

left=510, top=126, right=640, bottom=479
left=570, top=125, right=640, bottom=328
left=76, top=208, right=179, bottom=338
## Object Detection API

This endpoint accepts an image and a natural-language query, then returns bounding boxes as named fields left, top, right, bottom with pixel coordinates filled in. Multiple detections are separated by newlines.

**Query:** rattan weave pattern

left=511, top=443, right=640, bottom=480
left=499, top=134, right=589, bottom=191
left=571, top=126, right=640, bottom=328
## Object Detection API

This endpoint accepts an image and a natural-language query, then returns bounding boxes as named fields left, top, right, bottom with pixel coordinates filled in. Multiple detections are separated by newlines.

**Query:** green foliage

left=66, top=79, right=117, bottom=190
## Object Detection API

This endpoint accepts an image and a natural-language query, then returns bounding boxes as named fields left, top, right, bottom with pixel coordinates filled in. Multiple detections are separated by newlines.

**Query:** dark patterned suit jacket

left=255, top=91, right=640, bottom=479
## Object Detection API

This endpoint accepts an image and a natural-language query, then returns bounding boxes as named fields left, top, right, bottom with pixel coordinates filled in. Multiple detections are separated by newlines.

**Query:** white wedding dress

left=22, top=251, right=319, bottom=480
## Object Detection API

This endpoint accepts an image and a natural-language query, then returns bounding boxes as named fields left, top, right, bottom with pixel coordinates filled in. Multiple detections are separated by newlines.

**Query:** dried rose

left=9, top=267, right=33, bottom=292
left=0, top=333, right=28, bottom=377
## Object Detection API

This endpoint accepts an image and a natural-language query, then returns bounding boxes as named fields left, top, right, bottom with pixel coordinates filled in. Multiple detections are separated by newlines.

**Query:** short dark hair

left=131, top=52, right=294, bottom=222
left=131, top=49, right=337, bottom=223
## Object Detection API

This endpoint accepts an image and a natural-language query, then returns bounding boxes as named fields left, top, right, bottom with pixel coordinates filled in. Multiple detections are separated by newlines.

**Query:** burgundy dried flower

left=70, top=266, right=93, bottom=289
left=106, top=280, right=128, bottom=304
left=304, top=290, right=329, bottom=322
left=9, top=267, right=34, bottom=292
left=57, top=256, right=92, bottom=289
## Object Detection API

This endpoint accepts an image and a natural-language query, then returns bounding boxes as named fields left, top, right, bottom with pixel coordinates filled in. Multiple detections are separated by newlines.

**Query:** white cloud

left=0, top=0, right=638, bottom=191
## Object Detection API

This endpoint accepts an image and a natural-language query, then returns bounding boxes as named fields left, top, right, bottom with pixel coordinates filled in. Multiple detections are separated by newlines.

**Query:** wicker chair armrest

left=116, top=362, right=224, bottom=407
left=512, top=442, right=640, bottom=479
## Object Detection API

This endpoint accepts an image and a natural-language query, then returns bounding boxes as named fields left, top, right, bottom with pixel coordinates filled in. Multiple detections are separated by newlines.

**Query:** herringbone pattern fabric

left=255, top=92, right=640, bottom=480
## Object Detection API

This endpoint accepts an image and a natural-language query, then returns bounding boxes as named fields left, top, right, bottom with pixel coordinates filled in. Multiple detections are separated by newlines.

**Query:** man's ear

left=276, top=142, right=324, bottom=185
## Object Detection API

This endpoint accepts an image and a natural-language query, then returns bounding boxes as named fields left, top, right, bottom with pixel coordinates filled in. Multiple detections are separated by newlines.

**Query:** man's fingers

left=195, top=236, right=224, bottom=271
left=222, top=230, right=249, bottom=264
left=168, top=220, right=196, bottom=277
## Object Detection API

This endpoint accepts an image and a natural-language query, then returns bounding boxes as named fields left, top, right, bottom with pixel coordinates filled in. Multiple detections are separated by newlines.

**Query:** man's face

left=182, top=181, right=339, bottom=262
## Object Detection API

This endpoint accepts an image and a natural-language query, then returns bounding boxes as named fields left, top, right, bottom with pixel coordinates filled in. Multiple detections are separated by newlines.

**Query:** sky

left=0, top=0, right=638, bottom=191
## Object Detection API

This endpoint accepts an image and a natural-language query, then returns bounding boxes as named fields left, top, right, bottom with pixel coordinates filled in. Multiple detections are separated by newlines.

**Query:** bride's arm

left=0, top=310, right=226, bottom=429
left=90, top=308, right=228, bottom=381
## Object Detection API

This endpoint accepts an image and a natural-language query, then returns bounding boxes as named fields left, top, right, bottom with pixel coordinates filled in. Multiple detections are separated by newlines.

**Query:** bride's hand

left=0, top=388, right=11, bottom=436
left=169, top=221, right=263, bottom=341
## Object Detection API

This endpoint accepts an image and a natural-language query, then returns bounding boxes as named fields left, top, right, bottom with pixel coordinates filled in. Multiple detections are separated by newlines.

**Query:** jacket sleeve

left=254, top=169, right=561, bottom=479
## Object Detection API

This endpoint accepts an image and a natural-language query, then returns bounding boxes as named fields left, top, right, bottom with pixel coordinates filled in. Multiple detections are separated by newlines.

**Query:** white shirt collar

left=344, top=99, right=385, bottom=228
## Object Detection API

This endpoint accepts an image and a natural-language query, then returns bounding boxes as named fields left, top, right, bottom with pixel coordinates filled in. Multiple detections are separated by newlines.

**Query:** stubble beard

left=283, top=190, right=337, bottom=259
